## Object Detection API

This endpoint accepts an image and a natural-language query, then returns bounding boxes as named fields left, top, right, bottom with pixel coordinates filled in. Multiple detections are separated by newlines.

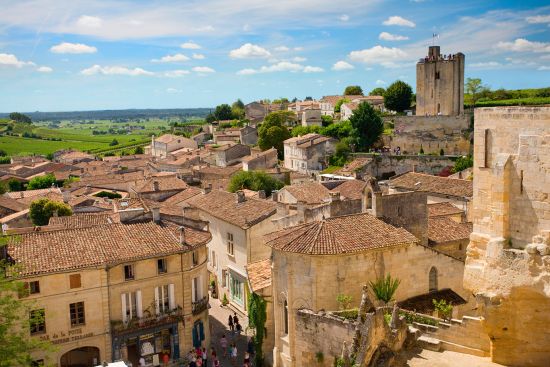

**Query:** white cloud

left=379, top=32, right=409, bottom=41
left=339, top=14, right=350, bottom=22
left=180, top=42, right=201, bottom=49
left=81, top=65, right=154, bottom=76
left=349, top=45, right=408, bottom=67
left=229, top=43, right=271, bottom=59
left=151, top=53, right=190, bottom=63
left=76, top=15, right=102, bottom=28
left=294, top=47, right=304, bottom=51
left=236, top=68, right=257, bottom=75
left=50, top=42, right=97, bottom=54
left=470, top=61, right=502, bottom=69
left=274, top=46, right=290, bottom=52
left=192, top=53, right=205, bottom=59
left=163, top=69, right=190, bottom=77
left=376, top=79, right=386, bottom=85
left=292, top=56, right=307, bottom=62
left=37, top=66, right=53, bottom=73
left=0, top=53, right=35, bottom=67
left=192, top=66, right=215, bottom=73
left=538, top=65, right=550, bottom=70
left=496, top=38, right=550, bottom=53
left=382, top=16, right=416, bottom=27
left=166, top=88, right=182, bottom=93
left=303, top=66, right=324, bottom=73
left=332, top=60, right=354, bottom=71
left=526, top=15, right=550, bottom=24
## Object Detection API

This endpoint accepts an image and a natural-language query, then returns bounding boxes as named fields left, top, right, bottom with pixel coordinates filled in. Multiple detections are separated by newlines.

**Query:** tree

left=0, top=239, right=54, bottom=366
left=334, top=98, right=349, bottom=113
left=344, top=85, right=363, bottom=96
left=329, top=138, right=352, bottom=166
left=451, top=155, right=473, bottom=173
left=0, top=149, right=7, bottom=157
left=465, top=78, right=485, bottom=107
left=304, top=96, right=313, bottom=101
left=369, top=274, right=400, bottom=304
left=228, top=171, right=284, bottom=197
left=7, top=179, right=23, bottom=192
left=8, top=112, right=32, bottom=124
left=109, top=139, right=119, bottom=146
left=134, top=146, right=144, bottom=154
left=231, top=99, right=245, bottom=120
left=213, top=104, right=234, bottom=121
left=321, top=120, right=352, bottom=140
left=384, top=80, right=413, bottom=112
left=232, top=99, right=245, bottom=110
left=258, top=111, right=294, bottom=158
left=369, top=87, right=386, bottom=96
left=27, top=174, right=57, bottom=190
left=29, top=198, right=72, bottom=226
left=349, top=102, right=384, bottom=151
left=291, top=125, right=321, bottom=137
left=0, top=182, right=6, bottom=195
left=321, top=115, right=333, bottom=127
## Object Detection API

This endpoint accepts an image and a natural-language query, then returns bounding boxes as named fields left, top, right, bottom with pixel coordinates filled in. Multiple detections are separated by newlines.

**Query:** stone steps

left=417, top=335, right=441, bottom=352
left=439, top=340, right=489, bottom=357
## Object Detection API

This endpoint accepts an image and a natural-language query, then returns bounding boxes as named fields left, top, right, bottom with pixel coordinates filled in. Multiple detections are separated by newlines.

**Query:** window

left=30, top=309, right=46, bottom=335
left=124, top=264, right=134, bottom=280
left=227, top=233, right=234, bottom=256
left=157, top=259, right=167, bottom=274
left=121, top=291, right=142, bottom=322
left=70, top=302, right=85, bottom=326
left=29, top=281, right=40, bottom=294
left=212, top=251, right=217, bottom=269
left=229, top=275, right=244, bottom=306
left=221, top=269, right=227, bottom=288
left=156, top=285, right=173, bottom=314
left=192, top=276, right=202, bottom=302
left=192, top=251, right=199, bottom=266
left=429, top=267, right=438, bottom=293
left=283, top=300, right=289, bottom=335
left=69, top=274, right=81, bottom=289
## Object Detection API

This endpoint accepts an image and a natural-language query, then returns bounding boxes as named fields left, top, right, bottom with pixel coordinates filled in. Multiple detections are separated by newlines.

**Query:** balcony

left=111, top=307, right=183, bottom=336
left=192, top=295, right=209, bottom=315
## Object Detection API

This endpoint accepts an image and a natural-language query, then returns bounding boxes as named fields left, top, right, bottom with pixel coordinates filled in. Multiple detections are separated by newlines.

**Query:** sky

left=0, top=0, right=549, bottom=112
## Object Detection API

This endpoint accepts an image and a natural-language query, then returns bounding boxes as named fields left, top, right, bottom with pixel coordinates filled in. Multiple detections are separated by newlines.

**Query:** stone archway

left=60, top=346, right=100, bottom=367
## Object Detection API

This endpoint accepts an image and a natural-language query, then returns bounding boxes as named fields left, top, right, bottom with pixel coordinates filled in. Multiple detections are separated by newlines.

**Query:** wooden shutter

left=154, top=287, right=160, bottom=315
left=121, top=293, right=127, bottom=323
left=136, top=290, right=143, bottom=318
left=69, top=274, right=81, bottom=289
left=168, top=284, right=176, bottom=310
left=191, top=278, right=196, bottom=302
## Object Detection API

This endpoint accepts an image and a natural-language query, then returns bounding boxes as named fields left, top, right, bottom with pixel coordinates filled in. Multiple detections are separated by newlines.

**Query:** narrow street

left=207, top=296, right=252, bottom=367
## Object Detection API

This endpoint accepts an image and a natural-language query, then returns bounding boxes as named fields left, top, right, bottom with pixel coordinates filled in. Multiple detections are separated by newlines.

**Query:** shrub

left=433, top=299, right=453, bottom=320
left=93, top=191, right=122, bottom=199
left=369, top=274, right=400, bottom=304
left=228, top=171, right=284, bottom=197
left=29, top=198, right=72, bottom=226
left=336, top=294, right=353, bottom=310
left=27, top=174, right=56, bottom=190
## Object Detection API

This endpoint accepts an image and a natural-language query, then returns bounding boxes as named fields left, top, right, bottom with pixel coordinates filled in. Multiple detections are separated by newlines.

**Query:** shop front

left=227, top=265, right=248, bottom=310
left=112, top=321, right=180, bottom=366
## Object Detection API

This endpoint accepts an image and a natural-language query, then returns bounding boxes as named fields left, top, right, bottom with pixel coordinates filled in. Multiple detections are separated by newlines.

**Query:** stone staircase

left=407, top=314, right=490, bottom=357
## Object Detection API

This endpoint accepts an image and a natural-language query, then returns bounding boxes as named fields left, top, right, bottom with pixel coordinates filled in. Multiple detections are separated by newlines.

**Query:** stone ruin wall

left=383, top=115, right=471, bottom=156
left=463, top=107, right=550, bottom=367
left=352, top=153, right=458, bottom=179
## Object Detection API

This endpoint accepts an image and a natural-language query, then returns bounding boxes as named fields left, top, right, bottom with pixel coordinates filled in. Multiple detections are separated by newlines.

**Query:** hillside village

left=0, top=46, right=548, bottom=367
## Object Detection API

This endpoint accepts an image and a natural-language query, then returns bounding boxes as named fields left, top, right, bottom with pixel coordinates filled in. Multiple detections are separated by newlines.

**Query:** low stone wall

left=351, top=153, right=458, bottom=179
left=294, top=309, right=356, bottom=367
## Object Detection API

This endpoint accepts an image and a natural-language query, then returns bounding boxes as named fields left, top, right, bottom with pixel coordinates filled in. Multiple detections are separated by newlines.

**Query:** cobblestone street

left=207, top=295, right=252, bottom=367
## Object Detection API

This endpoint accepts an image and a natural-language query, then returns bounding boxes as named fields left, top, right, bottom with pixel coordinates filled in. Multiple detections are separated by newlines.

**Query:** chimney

left=329, top=191, right=341, bottom=202
left=296, top=201, right=306, bottom=222
left=258, top=190, right=266, bottom=199
left=271, top=190, right=278, bottom=202
left=85, top=185, right=92, bottom=194
left=153, top=181, right=160, bottom=191
left=152, top=207, right=160, bottom=223
left=179, top=226, right=186, bottom=245
left=236, top=190, right=246, bottom=203
left=203, top=183, right=212, bottom=194
left=62, top=190, right=70, bottom=203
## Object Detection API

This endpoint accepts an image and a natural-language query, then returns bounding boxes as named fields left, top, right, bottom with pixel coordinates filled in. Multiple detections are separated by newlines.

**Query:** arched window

left=366, top=191, right=373, bottom=210
left=283, top=300, right=289, bottom=335
left=429, top=267, right=438, bottom=292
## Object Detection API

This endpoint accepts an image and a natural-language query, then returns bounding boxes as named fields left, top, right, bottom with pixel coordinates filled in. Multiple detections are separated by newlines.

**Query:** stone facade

left=283, top=134, right=336, bottom=174
left=384, top=114, right=471, bottom=156
left=416, top=46, right=464, bottom=117
left=242, top=148, right=278, bottom=171
left=463, top=107, right=550, bottom=367
left=213, top=144, right=251, bottom=167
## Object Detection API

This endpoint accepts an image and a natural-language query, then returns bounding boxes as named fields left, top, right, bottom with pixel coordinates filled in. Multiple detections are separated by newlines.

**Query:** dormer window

left=124, top=264, right=134, bottom=281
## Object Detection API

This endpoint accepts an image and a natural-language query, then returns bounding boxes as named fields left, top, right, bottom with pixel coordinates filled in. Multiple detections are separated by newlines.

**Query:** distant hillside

left=466, top=87, right=550, bottom=107
left=0, top=108, right=212, bottom=121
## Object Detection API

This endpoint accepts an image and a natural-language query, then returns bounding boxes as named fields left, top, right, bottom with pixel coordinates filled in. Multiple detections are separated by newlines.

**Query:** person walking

left=246, top=337, right=254, bottom=358
left=235, top=321, right=242, bottom=336
left=202, top=346, right=208, bottom=367
left=228, top=314, right=234, bottom=332
left=232, top=313, right=239, bottom=328
left=220, top=334, right=228, bottom=357
left=230, top=343, right=238, bottom=367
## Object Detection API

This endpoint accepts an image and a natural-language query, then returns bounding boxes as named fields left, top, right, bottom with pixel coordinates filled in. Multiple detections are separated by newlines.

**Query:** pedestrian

left=213, top=358, right=220, bottom=367
left=230, top=343, right=238, bottom=366
left=233, top=312, right=239, bottom=327
left=139, top=357, right=145, bottom=367
left=220, top=334, right=228, bottom=356
left=210, top=347, right=217, bottom=362
left=202, top=346, right=207, bottom=366
left=244, top=351, right=250, bottom=364
left=235, top=321, right=242, bottom=335
left=189, top=356, right=197, bottom=367
left=228, top=314, right=234, bottom=332
left=162, top=352, right=170, bottom=367
left=247, top=337, right=254, bottom=356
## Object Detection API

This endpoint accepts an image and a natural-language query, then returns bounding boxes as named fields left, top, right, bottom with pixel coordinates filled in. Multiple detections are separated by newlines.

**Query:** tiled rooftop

left=389, top=172, right=473, bottom=198
left=428, top=216, right=472, bottom=244
left=246, top=259, right=272, bottom=292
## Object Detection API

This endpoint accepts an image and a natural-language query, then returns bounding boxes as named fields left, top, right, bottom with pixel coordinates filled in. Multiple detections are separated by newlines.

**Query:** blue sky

left=0, top=0, right=549, bottom=112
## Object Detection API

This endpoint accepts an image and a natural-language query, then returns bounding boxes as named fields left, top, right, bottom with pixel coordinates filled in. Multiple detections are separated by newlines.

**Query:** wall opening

left=429, top=267, right=438, bottom=292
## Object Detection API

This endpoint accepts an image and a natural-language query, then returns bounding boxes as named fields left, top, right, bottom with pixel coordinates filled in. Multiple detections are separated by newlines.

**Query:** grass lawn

left=0, top=136, right=108, bottom=155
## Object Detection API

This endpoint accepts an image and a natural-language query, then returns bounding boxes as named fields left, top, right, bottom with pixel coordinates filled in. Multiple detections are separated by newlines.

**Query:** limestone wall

left=464, top=107, right=550, bottom=367
left=352, top=153, right=458, bottom=179
left=383, top=115, right=470, bottom=156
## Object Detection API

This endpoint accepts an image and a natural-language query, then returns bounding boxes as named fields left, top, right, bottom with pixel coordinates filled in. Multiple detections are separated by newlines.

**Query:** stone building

left=416, top=46, right=464, bottom=116
left=283, top=134, right=337, bottom=174
left=212, top=144, right=251, bottom=167
left=242, top=148, right=278, bottom=171
left=463, top=107, right=550, bottom=366
left=7, top=217, right=211, bottom=367
left=145, top=134, right=198, bottom=158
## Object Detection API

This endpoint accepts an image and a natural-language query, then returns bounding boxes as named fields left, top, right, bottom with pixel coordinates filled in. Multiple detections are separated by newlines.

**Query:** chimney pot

left=236, top=190, right=246, bottom=203
left=258, top=190, right=266, bottom=199
left=179, top=226, right=186, bottom=245
left=272, top=190, right=279, bottom=202
left=152, top=207, right=160, bottom=223
left=153, top=181, right=160, bottom=191
left=329, top=191, right=341, bottom=202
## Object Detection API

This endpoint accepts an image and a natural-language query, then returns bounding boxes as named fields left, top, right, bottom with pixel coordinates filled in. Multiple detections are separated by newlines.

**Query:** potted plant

left=222, top=293, right=229, bottom=306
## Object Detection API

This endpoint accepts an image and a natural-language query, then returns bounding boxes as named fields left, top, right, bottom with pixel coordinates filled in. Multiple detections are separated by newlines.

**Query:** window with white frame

left=192, top=276, right=203, bottom=302
left=227, top=232, right=234, bottom=256
left=155, top=284, right=175, bottom=314
left=121, top=291, right=142, bottom=322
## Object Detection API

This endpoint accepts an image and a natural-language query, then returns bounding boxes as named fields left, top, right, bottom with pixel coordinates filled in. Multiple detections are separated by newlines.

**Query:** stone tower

left=416, top=46, right=464, bottom=116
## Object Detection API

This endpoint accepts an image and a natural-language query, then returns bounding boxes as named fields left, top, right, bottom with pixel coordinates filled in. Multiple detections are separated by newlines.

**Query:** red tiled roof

left=283, top=182, right=330, bottom=204
left=427, top=202, right=464, bottom=218
left=389, top=172, right=473, bottom=198
left=246, top=259, right=272, bottom=292
left=428, top=216, right=472, bottom=244
left=136, top=175, right=188, bottom=193
left=48, top=212, right=118, bottom=228
left=330, top=179, right=367, bottom=200
left=264, top=213, right=418, bottom=255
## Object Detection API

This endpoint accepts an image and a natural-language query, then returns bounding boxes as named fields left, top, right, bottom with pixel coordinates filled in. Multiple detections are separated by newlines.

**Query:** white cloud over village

left=50, top=42, right=97, bottom=54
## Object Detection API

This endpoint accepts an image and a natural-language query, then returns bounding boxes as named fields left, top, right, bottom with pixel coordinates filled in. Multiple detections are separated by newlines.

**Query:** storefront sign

left=39, top=328, right=94, bottom=345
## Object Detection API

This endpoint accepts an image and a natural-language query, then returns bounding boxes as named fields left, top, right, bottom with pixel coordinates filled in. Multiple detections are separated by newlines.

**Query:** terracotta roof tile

left=188, top=190, right=276, bottom=229
left=6, top=187, right=62, bottom=200
left=389, top=172, right=472, bottom=198
left=8, top=222, right=211, bottom=276
left=329, top=179, right=367, bottom=200
left=48, top=212, right=118, bottom=228
left=427, top=202, right=464, bottom=217
left=264, top=213, right=418, bottom=255
left=0, top=196, right=27, bottom=212
left=428, top=216, right=472, bottom=244
left=246, top=259, right=272, bottom=292
left=136, top=175, right=188, bottom=193
left=283, top=182, right=330, bottom=204
left=162, top=187, right=203, bottom=206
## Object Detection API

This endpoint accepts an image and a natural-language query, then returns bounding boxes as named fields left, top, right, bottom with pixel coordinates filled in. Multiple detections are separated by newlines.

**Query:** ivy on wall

left=247, top=292, right=267, bottom=366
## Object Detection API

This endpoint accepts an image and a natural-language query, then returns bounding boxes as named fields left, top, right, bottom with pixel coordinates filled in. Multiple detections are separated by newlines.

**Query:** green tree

left=258, top=111, right=294, bottom=158
left=329, top=137, right=353, bottom=167
left=7, top=179, right=23, bottom=192
left=8, top=112, right=32, bottom=124
left=232, top=99, right=245, bottom=110
left=134, top=146, right=144, bottom=154
left=369, top=87, right=386, bottom=96
left=321, top=115, right=333, bottom=127
left=349, top=102, right=384, bottom=151
left=321, top=120, right=352, bottom=140
left=29, top=198, right=72, bottom=226
left=291, top=125, right=321, bottom=137
left=344, top=85, right=363, bottom=96
left=213, top=104, right=234, bottom=121
left=384, top=80, right=413, bottom=112
left=334, top=98, right=350, bottom=113
left=465, top=78, right=485, bottom=107
left=109, top=139, right=119, bottom=146
left=248, top=293, right=267, bottom=366
left=228, top=171, right=284, bottom=197
left=0, top=182, right=6, bottom=195
left=369, top=274, right=400, bottom=304
left=0, top=240, right=54, bottom=366
left=451, top=155, right=473, bottom=173
left=27, top=174, right=57, bottom=190
left=0, top=149, right=7, bottom=157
